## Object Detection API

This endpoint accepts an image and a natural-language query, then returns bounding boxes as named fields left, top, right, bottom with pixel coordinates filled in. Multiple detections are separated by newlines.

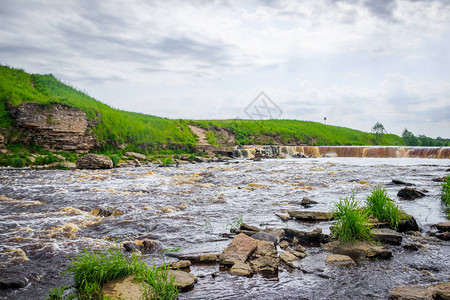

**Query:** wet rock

left=142, top=239, right=165, bottom=254
left=240, top=223, right=262, bottom=232
left=123, top=242, right=140, bottom=252
left=300, top=197, right=318, bottom=207
left=432, top=177, right=446, bottom=182
left=90, top=207, right=123, bottom=217
left=389, top=285, right=432, bottom=300
left=275, top=213, right=292, bottom=222
left=322, top=241, right=372, bottom=259
left=58, top=161, right=77, bottom=169
left=436, top=232, right=450, bottom=241
left=430, top=282, right=450, bottom=299
left=325, top=254, right=355, bottom=267
left=265, top=229, right=285, bottom=243
left=436, top=221, right=450, bottom=232
left=397, top=187, right=426, bottom=200
left=284, top=228, right=329, bottom=246
left=293, top=243, right=306, bottom=253
left=199, top=254, right=218, bottom=263
left=229, top=261, right=252, bottom=276
left=279, top=240, right=289, bottom=249
left=102, top=275, right=146, bottom=300
left=124, top=152, right=146, bottom=161
left=168, top=270, right=198, bottom=290
left=170, top=260, right=191, bottom=269
left=76, top=154, right=113, bottom=169
left=403, top=243, right=420, bottom=251
left=251, top=232, right=278, bottom=246
left=0, top=276, right=28, bottom=289
left=219, top=233, right=258, bottom=265
left=372, top=228, right=403, bottom=245
left=366, top=246, right=392, bottom=260
left=287, top=210, right=332, bottom=221
left=248, top=239, right=279, bottom=272
left=392, top=179, right=414, bottom=186
left=280, top=251, right=298, bottom=267
left=398, top=215, right=420, bottom=232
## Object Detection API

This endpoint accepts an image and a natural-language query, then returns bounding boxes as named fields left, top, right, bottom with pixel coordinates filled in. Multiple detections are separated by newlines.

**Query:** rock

left=284, top=228, right=329, bottom=246
left=392, top=179, right=414, bottom=186
left=436, top=232, right=450, bottom=241
left=366, top=246, right=392, bottom=260
left=170, top=260, right=191, bottom=269
left=229, top=261, right=252, bottom=276
left=372, top=228, right=403, bottom=245
left=90, top=207, right=123, bottom=217
left=432, top=177, right=446, bottom=182
left=102, top=275, right=146, bottom=300
left=125, top=152, right=146, bottom=161
left=389, top=285, right=432, bottom=300
left=397, top=187, right=426, bottom=200
left=76, top=154, right=113, bottom=169
left=12, top=102, right=97, bottom=151
left=168, top=270, right=197, bottom=290
left=398, top=215, right=420, bottom=232
left=403, top=243, right=420, bottom=251
left=429, top=282, right=450, bottom=299
left=199, top=254, right=218, bottom=263
left=123, top=242, right=140, bottom=252
left=279, top=240, right=289, bottom=249
left=58, top=161, right=77, bottom=169
left=265, top=229, right=285, bottom=243
left=248, top=239, right=279, bottom=272
left=0, top=275, right=28, bottom=289
left=291, top=250, right=307, bottom=259
left=275, top=213, right=292, bottom=222
left=294, top=244, right=306, bottom=253
left=301, top=197, right=318, bottom=207
left=436, top=221, right=450, bottom=232
left=251, top=232, right=278, bottom=246
left=322, top=241, right=372, bottom=259
left=287, top=211, right=332, bottom=221
left=219, top=233, right=258, bottom=265
left=325, top=254, right=355, bottom=266
left=280, top=251, right=298, bottom=266
left=142, top=239, right=164, bottom=253
left=240, top=223, right=262, bottom=232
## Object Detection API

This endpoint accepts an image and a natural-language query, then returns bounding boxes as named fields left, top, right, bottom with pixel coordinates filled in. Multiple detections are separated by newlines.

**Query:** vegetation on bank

left=441, top=176, right=450, bottom=214
left=47, top=247, right=178, bottom=300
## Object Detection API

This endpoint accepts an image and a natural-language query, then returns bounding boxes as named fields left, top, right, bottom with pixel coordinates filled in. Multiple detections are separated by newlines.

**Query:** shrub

left=109, top=155, right=120, bottom=168
left=160, top=156, right=175, bottom=166
left=63, top=247, right=178, bottom=299
left=12, top=157, right=25, bottom=168
left=366, top=186, right=402, bottom=230
left=331, top=192, right=372, bottom=243
left=441, top=176, right=450, bottom=211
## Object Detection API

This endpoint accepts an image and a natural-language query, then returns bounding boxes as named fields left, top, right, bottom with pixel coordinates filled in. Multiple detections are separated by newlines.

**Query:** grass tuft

left=331, top=192, right=372, bottom=243
left=365, top=186, right=402, bottom=230
left=441, top=176, right=450, bottom=214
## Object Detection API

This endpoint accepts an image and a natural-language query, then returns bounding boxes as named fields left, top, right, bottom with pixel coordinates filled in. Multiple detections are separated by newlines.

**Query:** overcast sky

left=1, top=0, right=449, bottom=138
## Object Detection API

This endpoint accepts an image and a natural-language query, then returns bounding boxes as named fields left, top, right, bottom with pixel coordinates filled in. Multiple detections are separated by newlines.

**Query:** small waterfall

left=232, top=146, right=450, bottom=159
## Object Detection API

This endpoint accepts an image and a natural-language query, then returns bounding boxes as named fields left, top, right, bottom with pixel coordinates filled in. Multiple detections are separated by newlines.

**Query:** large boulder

left=398, top=215, right=419, bottom=232
left=397, top=187, right=426, bottom=200
left=436, top=221, right=450, bottom=232
left=76, top=154, right=113, bottom=169
left=219, top=233, right=258, bottom=265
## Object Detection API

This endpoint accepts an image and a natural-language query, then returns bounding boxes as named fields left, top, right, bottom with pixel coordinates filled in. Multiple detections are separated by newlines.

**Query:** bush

left=34, top=154, right=58, bottom=165
left=365, top=186, right=402, bottom=230
left=12, top=157, right=25, bottom=168
left=331, top=192, right=372, bottom=243
left=441, top=176, right=450, bottom=211
left=63, top=247, right=178, bottom=299
left=160, top=156, right=175, bottom=166
left=109, top=155, right=120, bottom=168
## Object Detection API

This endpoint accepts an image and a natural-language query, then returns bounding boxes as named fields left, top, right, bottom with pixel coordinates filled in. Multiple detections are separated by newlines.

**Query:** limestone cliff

left=10, top=102, right=98, bottom=151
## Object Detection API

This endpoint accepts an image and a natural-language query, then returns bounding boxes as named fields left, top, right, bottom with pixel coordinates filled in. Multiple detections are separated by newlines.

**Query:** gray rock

left=0, top=276, right=28, bottom=289
left=284, top=228, right=329, bottom=246
left=397, top=187, right=426, bottom=200
left=372, top=228, right=403, bottom=245
left=251, top=232, right=278, bottom=246
left=287, top=211, right=332, bottom=221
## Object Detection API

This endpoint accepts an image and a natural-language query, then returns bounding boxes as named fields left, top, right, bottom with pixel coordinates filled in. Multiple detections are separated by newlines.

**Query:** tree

left=372, top=122, right=387, bottom=144
left=402, top=128, right=420, bottom=146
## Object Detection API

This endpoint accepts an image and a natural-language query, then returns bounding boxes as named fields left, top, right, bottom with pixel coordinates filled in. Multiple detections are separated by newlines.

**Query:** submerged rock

left=300, top=197, right=318, bottom=207
left=0, top=276, right=28, bottom=290
left=76, top=154, right=113, bottom=169
left=397, top=187, right=426, bottom=200
left=391, top=179, right=414, bottom=186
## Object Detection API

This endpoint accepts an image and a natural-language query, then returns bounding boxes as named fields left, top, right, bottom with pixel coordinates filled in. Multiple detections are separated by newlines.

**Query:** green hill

left=0, top=64, right=408, bottom=153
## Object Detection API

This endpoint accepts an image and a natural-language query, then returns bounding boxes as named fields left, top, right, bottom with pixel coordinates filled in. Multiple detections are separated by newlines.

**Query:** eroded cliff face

left=11, top=102, right=98, bottom=151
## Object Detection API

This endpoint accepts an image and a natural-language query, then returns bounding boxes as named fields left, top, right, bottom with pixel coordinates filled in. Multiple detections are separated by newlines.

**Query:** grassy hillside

left=0, top=65, right=197, bottom=152
left=194, top=119, right=404, bottom=146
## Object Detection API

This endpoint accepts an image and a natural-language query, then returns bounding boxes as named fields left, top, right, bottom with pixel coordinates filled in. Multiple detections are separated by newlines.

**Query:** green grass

left=441, top=176, right=450, bottom=214
left=194, top=119, right=404, bottom=146
left=331, top=192, right=372, bottom=243
left=59, top=247, right=178, bottom=299
left=365, top=186, right=402, bottom=230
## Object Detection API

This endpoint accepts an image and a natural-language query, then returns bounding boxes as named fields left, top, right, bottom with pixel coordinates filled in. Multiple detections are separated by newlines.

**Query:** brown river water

left=0, top=157, right=449, bottom=299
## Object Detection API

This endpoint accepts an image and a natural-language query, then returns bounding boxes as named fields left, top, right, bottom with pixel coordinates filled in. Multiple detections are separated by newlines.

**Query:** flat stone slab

left=389, top=282, right=450, bottom=300
left=366, top=246, right=392, bottom=260
left=325, top=254, right=355, bottom=266
left=229, top=261, right=252, bottom=276
left=219, top=233, right=258, bottom=265
left=372, top=228, right=402, bottom=245
left=168, top=270, right=197, bottom=290
left=170, top=260, right=191, bottom=269
left=322, top=241, right=372, bottom=259
left=199, top=254, right=218, bottom=263
left=287, top=211, right=332, bottom=221
left=436, top=221, right=450, bottom=232
left=102, top=275, right=146, bottom=300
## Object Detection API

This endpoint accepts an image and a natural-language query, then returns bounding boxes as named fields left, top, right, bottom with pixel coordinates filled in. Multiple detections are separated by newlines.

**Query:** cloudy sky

left=1, top=0, right=449, bottom=138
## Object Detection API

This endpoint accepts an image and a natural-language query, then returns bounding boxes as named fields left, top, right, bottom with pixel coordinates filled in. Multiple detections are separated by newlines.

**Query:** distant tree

left=402, top=128, right=420, bottom=146
left=372, top=122, right=387, bottom=144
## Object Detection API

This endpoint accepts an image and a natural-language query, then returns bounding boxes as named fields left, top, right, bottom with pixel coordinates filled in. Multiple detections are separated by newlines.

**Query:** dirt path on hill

left=188, top=125, right=210, bottom=146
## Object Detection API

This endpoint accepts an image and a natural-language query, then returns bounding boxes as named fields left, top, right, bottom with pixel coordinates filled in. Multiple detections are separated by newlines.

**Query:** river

left=0, top=157, right=449, bottom=299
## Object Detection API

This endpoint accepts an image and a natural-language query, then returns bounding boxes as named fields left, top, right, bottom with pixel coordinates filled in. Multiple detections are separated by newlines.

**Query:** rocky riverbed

left=0, top=157, right=449, bottom=299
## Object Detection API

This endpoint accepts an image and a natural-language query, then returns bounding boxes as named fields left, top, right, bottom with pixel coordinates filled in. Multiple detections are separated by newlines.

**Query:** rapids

left=0, top=157, right=449, bottom=299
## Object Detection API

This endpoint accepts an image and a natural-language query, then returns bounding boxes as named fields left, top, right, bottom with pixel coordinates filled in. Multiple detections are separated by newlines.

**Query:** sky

left=1, top=0, right=449, bottom=138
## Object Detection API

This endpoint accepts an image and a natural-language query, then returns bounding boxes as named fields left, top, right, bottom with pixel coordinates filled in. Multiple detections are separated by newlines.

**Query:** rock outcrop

left=11, top=102, right=97, bottom=151
left=76, top=154, right=113, bottom=169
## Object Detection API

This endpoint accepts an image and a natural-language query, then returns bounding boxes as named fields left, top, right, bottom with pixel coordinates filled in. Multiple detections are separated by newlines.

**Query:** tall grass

left=365, top=186, right=402, bottom=230
left=64, top=247, right=178, bottom=299
left=441, top=176, right=450, bottom=213
left=331, top=192, right=372, bottom=243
